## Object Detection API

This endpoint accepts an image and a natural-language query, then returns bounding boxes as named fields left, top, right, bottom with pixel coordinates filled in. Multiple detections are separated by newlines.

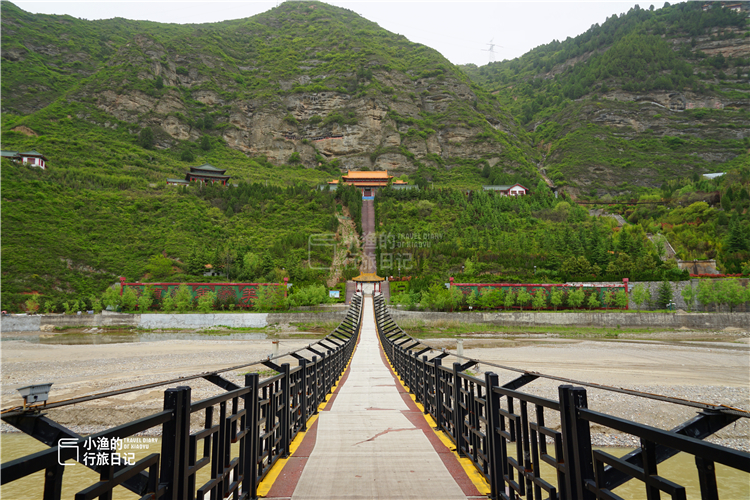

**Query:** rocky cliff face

left=2, top=1, right=534, bottom=182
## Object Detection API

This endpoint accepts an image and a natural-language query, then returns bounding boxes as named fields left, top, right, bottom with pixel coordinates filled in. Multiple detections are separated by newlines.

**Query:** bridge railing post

left=453, top=362, right=463, bottom=455
left=243, top=373, right=259, bottom=500
left=159, top=386, right=190, bottom=500
left=407, top=350, right=414, bottom=393
left=311, top=356, right=319, bottom=413
left=422, top=356, right=429, bottom=414
left=327, top=350, right=333, bottom=393
left=559, top=385, right=594, bottom=500
left=485, top=372, right=502, bottom=500
left=281, top=363, right=291, bottom=458
left=434, top=358, right=443, bottom=429
left=299, top=358, right=308, bottom=431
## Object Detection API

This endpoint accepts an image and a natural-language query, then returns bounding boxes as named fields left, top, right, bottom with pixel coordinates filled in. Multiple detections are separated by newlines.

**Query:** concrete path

left=265, top=295, right=482, bottom=499
left=361, top=198, right=376, bottom=273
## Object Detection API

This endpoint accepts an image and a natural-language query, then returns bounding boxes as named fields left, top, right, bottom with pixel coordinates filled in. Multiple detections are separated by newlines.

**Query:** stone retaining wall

left=1, top=311, right=347, bottom=332
left=3, top=309, right=745, bottom=332
left=0, top=315, right=40, bottom=332
left=390, top=309, right=750, bottom=329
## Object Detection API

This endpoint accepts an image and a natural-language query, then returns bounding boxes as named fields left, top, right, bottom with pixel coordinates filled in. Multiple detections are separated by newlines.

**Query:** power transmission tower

left=482, top=39, right=502, bottom=63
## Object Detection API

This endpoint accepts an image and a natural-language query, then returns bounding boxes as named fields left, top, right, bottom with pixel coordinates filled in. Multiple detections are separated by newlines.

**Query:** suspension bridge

left=2, top=292, right=749, bottom=499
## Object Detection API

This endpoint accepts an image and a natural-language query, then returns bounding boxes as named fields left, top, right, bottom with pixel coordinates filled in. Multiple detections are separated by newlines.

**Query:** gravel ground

left=2, top=330, right=748, bottom=452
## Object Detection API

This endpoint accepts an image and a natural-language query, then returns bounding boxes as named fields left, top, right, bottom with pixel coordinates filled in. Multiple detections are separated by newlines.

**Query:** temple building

left=331, top=170, right=393, bottom=197
left=168, top=163, right=230, bottom=186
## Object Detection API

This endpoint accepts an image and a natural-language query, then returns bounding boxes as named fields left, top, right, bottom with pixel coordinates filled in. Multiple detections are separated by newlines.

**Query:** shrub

left=550, top=288, right=565, bottom=310
left=121, top=288, right=138, bottom=313
left=162, top=295, right=176, bottom=312
left=681, top=284, right=695, bottom=312
left=614, top=289, right=629, bottom=309
left=631, top=284, right=650, bottom=311
left=197, top=291, right=217, bottom=313
left=175, top=285, right=193, bottom=313
left=567, top=288, right=586, bottom=309
left=25, top=294, right=40, bottom=314
left=91, top=295, right=103, bottom=314
left=102, top=286, right=122, bottom=311
left=138, top=286, right=154, bottom=312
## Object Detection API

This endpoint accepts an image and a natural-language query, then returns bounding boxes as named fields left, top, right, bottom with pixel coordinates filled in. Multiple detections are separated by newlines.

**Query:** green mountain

left=462, top=2, right=750, bottom=196
left=1, top=0, right=537, bottom=187
left=1, top=0, right=749, bottom=311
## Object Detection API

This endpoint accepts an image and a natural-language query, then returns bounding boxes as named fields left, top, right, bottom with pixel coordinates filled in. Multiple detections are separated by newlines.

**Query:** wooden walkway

left=262, top=295, right=485, bottom=499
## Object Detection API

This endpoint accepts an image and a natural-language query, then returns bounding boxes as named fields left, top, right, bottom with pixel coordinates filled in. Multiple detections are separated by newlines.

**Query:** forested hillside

left=1, top=0, right=537, bottom=187
left=1, top=0, right=749, bottom=312
left=462, top=2, right=750, bottom=195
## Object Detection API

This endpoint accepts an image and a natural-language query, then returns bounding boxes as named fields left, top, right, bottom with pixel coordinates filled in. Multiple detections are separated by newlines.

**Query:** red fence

left=120, top=277, right=287, bottom=309
left=451, top=278, right=629, bottom=310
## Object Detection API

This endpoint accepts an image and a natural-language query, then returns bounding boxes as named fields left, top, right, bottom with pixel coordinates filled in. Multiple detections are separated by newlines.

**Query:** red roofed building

left=185, top=164, right=230, bottom=185
left=339, top=170, right=393, bottom=197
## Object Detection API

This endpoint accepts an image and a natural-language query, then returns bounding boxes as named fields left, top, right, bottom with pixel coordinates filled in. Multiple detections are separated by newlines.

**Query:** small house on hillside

left=1, top=150, right=48, bottom=169
left=482, top=183, right=528, bottom=196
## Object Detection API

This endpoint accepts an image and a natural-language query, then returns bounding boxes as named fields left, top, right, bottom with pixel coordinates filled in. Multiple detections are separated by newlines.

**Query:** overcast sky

left=14, top=1, right=682, bottom=66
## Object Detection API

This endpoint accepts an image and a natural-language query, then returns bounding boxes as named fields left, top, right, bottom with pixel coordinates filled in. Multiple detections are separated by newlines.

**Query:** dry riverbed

left=1, top=327, right=748, bottom=452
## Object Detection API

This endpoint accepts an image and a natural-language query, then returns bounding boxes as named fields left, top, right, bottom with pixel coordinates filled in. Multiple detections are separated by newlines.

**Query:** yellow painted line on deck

left=257, top=319, right=361, bottom=497
left=379, top=339, right=491, bottom=496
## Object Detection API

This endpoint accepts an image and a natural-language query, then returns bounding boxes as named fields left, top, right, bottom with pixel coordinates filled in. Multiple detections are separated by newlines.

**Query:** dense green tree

left=587, top=292, right=600, bottom=309
left=516, top=287, right=532, bottom=310
left=550, top=288, right=565, bottom=310
left=138, top=127, right=155, bottom=149
left=696, top=280, right=716, bottom=312
left=532, top=288, right=548, bottom=310
left=655, top=279, right=673, bottom=309
left=200, top=135, right=211, bottom=151
left=146, top=254, right=174, bottom=280
left=567, top=287, right=586, bottom=309
left=614, top=289, right=629, bottom=309
left=681, top=284, right=695, bottom=312
left=631, top=283, right=650, bottom=311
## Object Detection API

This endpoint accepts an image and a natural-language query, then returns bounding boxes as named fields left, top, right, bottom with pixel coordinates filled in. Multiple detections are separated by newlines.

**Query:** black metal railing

left=1, top=294, right=362, bottom=500
left=373, top=293, right=750, bottom=500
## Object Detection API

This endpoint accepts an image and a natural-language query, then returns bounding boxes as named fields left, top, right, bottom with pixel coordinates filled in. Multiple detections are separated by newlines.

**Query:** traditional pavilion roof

left=2, top=150, right=48, bottom=160
left=20, top=150, right=47, bottom=158
left=190, top=163, right=227, bottom=174
left=327, top=179, right=340, bottom=184
left=483, top=184, right=527, bottom=191
left=343, top=170, right=391, bottom=179
left=352, top=272, right=385, bottom=282
left=167, top=178, right=190, bottom=184
left=392, top=179, right=408, bottom=184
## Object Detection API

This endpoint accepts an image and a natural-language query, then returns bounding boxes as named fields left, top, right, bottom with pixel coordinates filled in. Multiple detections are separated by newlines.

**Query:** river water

left=1, top=330, right=268, bottom=345
left=1, top=433, right=747, bottom=499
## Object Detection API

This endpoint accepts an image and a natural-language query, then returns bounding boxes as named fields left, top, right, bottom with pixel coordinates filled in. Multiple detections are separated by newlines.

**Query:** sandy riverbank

left=1, top=329, right=748, bottom=451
